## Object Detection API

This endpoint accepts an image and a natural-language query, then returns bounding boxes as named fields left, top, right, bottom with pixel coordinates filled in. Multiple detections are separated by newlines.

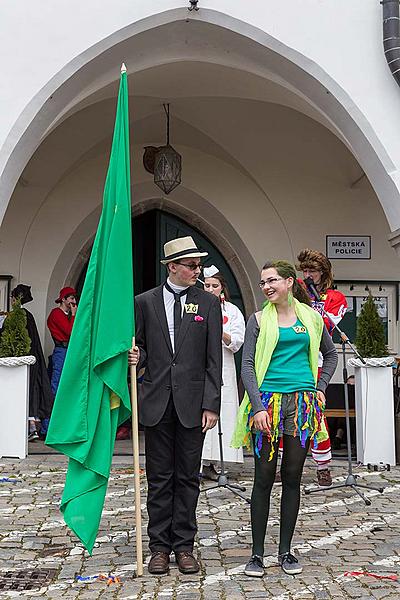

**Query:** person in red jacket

left=47, top=286, right=77, bottom=397
left=298, top=249, right=347, bottom=486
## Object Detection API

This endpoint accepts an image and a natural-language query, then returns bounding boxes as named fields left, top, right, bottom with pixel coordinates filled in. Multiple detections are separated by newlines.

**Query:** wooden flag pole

left=130, top=337, right=143, bottom=576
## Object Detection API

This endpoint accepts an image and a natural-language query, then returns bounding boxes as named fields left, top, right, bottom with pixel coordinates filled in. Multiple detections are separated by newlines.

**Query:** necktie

left=165, top=282, right=188, bottom=345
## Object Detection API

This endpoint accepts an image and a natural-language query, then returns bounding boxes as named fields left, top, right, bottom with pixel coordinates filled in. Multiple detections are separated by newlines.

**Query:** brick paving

left=1, top=444, right=400, bottom=599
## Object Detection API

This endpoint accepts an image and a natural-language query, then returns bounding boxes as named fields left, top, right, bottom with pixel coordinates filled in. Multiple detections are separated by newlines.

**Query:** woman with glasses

left=201, top=266, right=245, bottom=480
left=232, top=260, right=337, bottom=578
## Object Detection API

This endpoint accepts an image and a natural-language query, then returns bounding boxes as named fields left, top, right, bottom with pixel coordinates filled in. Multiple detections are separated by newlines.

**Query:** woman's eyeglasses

left=258, top=277, right=285, bottom=288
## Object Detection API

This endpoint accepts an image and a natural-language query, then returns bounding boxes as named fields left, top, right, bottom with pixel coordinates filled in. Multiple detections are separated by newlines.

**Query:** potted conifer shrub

left=348, top=294, right=395, bottom=466
left=0, top=298, right=36, bottom=458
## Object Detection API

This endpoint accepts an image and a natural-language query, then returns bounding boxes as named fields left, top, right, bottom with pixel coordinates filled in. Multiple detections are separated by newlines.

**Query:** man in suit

left=129, top=236, right=222, bottom=575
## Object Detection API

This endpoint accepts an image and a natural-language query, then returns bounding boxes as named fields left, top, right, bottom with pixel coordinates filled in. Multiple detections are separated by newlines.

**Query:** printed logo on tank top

left=292, top=325, right=307, bottom=334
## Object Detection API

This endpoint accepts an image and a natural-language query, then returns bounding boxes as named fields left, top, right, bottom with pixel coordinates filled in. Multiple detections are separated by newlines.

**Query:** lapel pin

left=184, top=303, right=199, bottom=314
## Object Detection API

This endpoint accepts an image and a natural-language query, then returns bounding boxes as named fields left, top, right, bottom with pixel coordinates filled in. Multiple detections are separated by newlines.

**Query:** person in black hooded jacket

left=9, top=284, right=53, bottom=439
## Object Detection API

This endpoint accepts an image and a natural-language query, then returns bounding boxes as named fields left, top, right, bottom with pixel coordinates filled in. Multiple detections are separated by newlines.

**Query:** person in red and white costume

left=297, top=249, right=347, bottom=486
left=201, top=265, right=245, bottom=480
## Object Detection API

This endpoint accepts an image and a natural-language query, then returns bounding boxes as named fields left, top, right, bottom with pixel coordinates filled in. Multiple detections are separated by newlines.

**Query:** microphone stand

left=201, top=417, right=251, bottom=503
left=303, top=286, right=384, bottom=505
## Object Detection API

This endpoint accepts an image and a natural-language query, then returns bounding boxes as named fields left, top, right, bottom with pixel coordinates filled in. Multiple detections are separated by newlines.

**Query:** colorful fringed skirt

left=231, top=390, right=326, bottom=462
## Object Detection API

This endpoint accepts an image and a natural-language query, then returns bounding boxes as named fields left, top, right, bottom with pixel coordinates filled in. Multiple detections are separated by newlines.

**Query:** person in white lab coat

left=202, top=265, right=245, bottom=480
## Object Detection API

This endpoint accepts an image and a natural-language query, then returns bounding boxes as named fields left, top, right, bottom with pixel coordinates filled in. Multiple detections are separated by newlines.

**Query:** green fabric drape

left=46, top=69, right=134, bottom=554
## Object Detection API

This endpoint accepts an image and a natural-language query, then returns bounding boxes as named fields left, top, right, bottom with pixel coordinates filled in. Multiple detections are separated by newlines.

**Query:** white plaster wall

left=2, top=1, right=400, bottom=234
left=0, top=93, right=397, bottom=354
left=0, top=1, right=393, bottom=147
left=2, top=147, right=284, bottom=353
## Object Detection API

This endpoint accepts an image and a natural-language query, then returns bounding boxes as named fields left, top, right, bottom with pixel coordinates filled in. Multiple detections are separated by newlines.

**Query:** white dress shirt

left=163, top=278, right=188, bottom=352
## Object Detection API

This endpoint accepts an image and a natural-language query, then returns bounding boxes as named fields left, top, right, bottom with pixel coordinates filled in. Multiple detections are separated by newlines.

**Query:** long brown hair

left=297, top=248, right=333, bottom=293
left=205, top=272, right=231, bottom=302
left=262, top=260, right=311, bottom=306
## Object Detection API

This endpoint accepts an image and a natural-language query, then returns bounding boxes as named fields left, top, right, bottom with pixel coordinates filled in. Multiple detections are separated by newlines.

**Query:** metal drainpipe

left=382, top=0, right=400, bottom=86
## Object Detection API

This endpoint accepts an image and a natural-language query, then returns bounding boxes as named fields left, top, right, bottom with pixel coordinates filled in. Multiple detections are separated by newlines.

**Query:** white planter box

left=0, top=356, right=35, bottom=459
left=350, top=358, right=396, bottom=466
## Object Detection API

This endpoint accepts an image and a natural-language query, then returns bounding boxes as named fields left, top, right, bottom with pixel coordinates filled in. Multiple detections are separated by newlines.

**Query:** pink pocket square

left=194, top=315, right=204, bottom=322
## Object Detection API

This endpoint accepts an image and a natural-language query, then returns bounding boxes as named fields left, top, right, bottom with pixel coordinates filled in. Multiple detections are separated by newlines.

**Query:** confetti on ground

left=75, top=573, right=121, bottom=585
left=344, top=570, right=398, bottom=581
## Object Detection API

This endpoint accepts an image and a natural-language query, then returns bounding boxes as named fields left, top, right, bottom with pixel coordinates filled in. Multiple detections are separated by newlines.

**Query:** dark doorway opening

left=77, top=209, right=244, bottom=315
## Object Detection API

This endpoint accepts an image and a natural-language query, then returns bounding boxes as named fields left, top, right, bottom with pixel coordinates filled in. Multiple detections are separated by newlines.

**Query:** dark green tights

left=251, top=434, right=310, bottom=556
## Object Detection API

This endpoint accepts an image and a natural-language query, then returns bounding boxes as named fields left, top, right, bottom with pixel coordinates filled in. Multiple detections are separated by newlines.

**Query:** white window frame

left=335, top=281, right=398, bottom=355
left=0, top=276, right=12, bottom=313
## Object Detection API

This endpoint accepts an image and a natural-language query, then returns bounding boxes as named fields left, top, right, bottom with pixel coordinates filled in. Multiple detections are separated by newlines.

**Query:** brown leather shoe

left=148, top=551, right=170, bottom=574
left=175, top=551, right=200, bottom=574
left=317, top=468, right=332, bottom=487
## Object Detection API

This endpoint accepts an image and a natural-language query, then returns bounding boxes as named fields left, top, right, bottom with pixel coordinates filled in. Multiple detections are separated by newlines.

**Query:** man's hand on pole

left=128, top=347, right=140, bottom=366
left=202, top=410, right=218, bottom=433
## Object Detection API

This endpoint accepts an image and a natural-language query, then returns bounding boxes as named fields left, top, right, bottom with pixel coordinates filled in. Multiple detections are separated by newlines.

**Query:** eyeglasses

left=174, top=261, right=203, bottom=271
left=258, top=277, right=285, bottom=288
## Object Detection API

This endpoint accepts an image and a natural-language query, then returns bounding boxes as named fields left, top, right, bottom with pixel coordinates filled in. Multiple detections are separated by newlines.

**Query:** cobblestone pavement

left=1, top=448, right=400, bottom=599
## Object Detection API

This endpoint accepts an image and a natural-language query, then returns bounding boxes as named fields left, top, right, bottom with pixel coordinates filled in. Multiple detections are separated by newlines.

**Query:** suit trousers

left=144, top=396, right=205, bottom=553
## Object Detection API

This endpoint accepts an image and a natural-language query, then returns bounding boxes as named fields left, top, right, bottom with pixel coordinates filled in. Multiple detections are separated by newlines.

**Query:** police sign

left=326, top=235, right=371, bottom=259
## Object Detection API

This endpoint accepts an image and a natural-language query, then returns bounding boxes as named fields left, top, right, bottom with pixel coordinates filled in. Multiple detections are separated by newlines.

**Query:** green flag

left=46, top=67, right=134, bottom=554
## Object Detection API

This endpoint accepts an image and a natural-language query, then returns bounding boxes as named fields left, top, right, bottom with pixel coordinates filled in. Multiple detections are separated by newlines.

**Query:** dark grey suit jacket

left=135, top=284, right=223, bottom=428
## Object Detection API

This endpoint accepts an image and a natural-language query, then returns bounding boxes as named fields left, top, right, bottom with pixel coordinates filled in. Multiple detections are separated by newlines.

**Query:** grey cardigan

left=241, top=313, right=338, bottom=414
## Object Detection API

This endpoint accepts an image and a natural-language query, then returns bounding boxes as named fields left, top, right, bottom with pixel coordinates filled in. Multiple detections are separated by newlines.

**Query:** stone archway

left=42, top=190, right=258, bottom=355
left=1, top=7, right=400, bottom=236
left=56, top=191, right=258, bottom=317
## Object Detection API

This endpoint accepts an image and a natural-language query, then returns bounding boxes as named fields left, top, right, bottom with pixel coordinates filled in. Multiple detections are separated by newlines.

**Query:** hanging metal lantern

left=154, top=145, right=182, bottom=194
left=153, top=104, right=182, bottom=195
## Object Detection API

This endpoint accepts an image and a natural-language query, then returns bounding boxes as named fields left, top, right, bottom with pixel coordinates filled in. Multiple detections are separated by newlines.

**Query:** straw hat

left=160, top=236, right=208, bottom=264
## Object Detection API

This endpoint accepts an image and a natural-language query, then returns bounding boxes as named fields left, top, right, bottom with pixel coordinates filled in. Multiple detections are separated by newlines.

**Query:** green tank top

left=260, top=318, right=316, bottom=393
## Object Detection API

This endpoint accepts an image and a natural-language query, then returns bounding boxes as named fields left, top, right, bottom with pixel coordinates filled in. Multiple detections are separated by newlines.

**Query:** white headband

left=203, top=265, right=219, bottom=278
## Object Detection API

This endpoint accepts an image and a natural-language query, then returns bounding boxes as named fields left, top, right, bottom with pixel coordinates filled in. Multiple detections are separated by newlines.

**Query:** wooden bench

left=324, top=408, right=355, bottom=418
left=324, top=384, right=356, bottom=419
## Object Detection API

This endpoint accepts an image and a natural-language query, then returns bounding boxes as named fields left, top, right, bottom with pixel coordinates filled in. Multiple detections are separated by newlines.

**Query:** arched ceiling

left=24, top=52, right=364, bottom=201
left=20, top=90, right=363, bottom=205
left=3, top=13, right=399, bottom=231
left=46, top=60, right=343, bottom=143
